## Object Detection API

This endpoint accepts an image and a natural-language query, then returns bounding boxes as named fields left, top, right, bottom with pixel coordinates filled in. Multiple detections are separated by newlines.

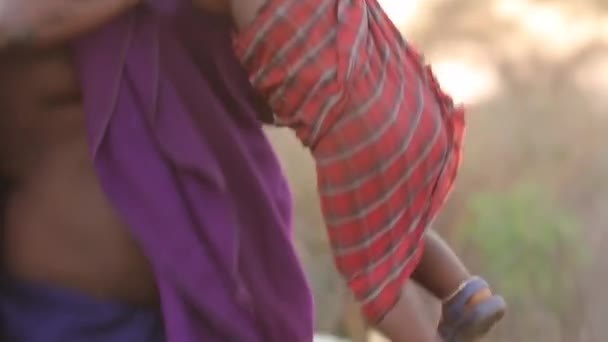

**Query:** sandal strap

left=444, top=276, right=489, bottom=322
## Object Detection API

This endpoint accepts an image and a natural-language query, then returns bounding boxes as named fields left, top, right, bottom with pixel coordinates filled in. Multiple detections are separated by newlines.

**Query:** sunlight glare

left=378, top=0, right=424, bottom=28
left=431, top=60, right=500, bottom=105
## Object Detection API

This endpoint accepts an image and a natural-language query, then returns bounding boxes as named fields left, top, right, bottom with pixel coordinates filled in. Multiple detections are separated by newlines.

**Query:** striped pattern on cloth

left=234, top=0, right=465, bottom=322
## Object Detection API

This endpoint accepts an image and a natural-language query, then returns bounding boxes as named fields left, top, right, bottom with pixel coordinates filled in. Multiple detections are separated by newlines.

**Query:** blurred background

left=266, top=0, right=608, bottom=341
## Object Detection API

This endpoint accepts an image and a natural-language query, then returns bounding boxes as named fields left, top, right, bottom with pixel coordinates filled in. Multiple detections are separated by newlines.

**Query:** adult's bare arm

left=0, top=0, right=139, bottom=49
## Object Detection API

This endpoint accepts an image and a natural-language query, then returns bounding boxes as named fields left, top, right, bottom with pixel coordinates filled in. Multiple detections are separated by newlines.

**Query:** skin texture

left=0, top=0, right=139, bottom=49
left=0, top=0, right=158, bottom=312
left=412, top=231, right=470, bottom=303
left=229, top=0, right=267, bottom=30
left=0, top=0, right=256, bottom=319
left=375, top=287, right=442, bottom=342
left=192, top=0, right=231, bottom=15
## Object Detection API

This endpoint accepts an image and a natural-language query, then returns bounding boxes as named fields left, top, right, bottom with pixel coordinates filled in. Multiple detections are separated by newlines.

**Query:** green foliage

left=458, top=182, right=588, bottom=318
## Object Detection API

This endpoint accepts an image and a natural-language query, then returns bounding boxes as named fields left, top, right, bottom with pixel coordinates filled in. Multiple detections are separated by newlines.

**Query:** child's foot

left=438, top=277, right=506, bottom=342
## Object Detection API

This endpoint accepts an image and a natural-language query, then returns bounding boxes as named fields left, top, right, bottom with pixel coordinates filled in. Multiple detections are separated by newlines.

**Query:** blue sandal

left=438, top=277, right=506, bottom=342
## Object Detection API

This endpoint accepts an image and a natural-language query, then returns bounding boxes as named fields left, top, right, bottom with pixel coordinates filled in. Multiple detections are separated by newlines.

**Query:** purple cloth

left=71, top=3, right=314, bottom=342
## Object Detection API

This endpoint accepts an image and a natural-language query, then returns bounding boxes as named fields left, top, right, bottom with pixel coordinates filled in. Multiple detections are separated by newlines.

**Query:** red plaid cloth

left=234, top=0, right=465, bottom=322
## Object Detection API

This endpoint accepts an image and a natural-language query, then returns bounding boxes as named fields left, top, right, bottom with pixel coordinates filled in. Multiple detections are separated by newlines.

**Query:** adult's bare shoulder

left=0, top=0, right=139, bottom=50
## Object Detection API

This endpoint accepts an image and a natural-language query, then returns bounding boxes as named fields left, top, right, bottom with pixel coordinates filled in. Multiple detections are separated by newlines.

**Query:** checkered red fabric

left=234, top=0, right=465, bottom=322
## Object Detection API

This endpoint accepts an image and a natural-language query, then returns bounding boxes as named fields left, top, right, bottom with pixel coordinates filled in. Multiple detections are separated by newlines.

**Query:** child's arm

left=231, top=0, right=463, bottom=340
left=0, top=0, right=139, bottom=50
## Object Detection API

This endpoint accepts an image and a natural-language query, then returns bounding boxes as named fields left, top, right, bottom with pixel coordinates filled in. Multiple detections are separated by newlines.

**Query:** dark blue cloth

left=0, top=277, right=165, bottom=342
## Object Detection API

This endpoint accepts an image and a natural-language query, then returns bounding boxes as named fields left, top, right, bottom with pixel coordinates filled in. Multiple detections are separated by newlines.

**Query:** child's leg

left=412, top=230, right=473, bottom=301
left=413, top=230, right=505, bottom=341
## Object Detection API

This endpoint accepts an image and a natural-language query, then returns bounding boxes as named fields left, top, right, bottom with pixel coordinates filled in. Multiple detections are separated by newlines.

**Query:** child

left=416, top=231, right=506, bottom=340
left=229, top=0, right=506, bottom=340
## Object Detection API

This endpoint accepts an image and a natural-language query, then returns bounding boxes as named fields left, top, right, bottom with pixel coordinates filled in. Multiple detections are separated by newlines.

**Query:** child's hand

left=0, top=0, right=140, bottom=49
